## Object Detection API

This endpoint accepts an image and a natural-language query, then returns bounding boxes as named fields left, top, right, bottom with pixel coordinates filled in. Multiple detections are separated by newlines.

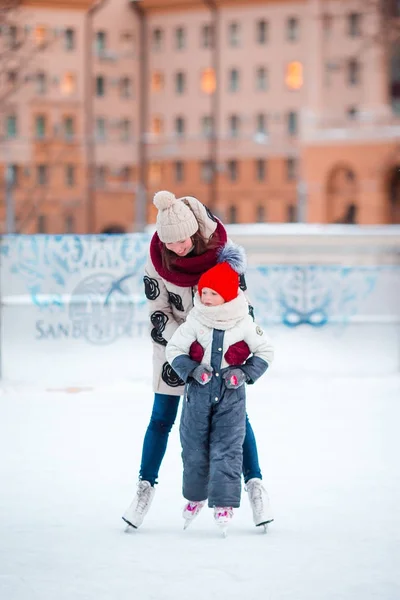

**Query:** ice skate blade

left=217, top=524, right=228, bottom=538
left=183, top=520, right=191, bottom=531
left=122, top=517, right=138, bottom=532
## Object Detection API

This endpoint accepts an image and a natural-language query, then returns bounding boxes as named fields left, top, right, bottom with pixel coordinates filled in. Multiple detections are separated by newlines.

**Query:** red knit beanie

left=198, top=262, right=240, bottom=302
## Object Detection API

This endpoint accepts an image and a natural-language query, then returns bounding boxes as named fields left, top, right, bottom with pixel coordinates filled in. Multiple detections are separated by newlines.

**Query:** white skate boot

left=213, top=506, right=233, bottom=537
left=122, top=480, right=155, bottom=530
left=246, top=478, right=273, bottom=532
left=182, top=500, right=206, bottom=530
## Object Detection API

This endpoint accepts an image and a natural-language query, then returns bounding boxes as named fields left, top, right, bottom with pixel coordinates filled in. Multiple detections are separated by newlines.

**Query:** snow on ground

left=0, top=342, right=399, bottom=600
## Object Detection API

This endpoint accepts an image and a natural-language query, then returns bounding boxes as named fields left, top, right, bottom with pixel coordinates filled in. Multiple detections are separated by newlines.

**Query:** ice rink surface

left=0, top=341, right=399, bottom=600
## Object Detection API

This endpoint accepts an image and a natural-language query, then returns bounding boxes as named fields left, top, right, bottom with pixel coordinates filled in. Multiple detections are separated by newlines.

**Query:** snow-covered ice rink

left=1, top=339, right=399, bottom=600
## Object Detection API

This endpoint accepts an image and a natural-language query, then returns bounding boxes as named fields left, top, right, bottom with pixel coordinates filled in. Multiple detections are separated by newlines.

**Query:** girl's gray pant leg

left=180, top=392, right=210, bottom=502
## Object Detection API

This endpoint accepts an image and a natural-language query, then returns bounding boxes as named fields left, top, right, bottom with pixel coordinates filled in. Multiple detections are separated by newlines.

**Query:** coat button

left=218, top=347, right=222, bottom=351
left=214, top=397, right=219, bottom=402
left=216, top=373, right=219, bottom=377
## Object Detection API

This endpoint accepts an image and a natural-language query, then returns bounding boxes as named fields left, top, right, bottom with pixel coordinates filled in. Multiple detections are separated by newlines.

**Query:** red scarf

left=150, top=221, right=228, bottom=287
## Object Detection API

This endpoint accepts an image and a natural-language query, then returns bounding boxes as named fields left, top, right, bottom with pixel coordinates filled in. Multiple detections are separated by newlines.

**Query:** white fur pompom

left=153, top=190, right=177, bottom=210
left=217, top=242, right=247, bottom=274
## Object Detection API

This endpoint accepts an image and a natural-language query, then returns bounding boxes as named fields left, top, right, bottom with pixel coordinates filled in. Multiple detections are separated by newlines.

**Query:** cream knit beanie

left=153, top=190, right=199, bottom=243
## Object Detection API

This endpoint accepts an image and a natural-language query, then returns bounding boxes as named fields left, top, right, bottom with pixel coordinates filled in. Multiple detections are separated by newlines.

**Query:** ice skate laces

left=247, top=480, right=264, bottom=516
left=136, top=481, right=153, bottom=514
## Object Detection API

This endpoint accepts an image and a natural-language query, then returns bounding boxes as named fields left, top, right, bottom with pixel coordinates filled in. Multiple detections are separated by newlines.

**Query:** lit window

left=228, top=115, right=240, bottom=138
left=151, top=71, right=164, bottom=92
left=201, top=24, right=213, bottom=48
left=34, top=25, right=47, bottom=47
left=36, top=72, right=47, bottom=95
left=65, top=165, right=76, bottom=187
left=255, top=159, right=266, bottom=182
left=286, top=61, right=303, bottom=90
left=175, top=161, right=185, bottom=183
left=256, top=67, right=268, bottom=91
left=257, top=20, right=268, bottom=44
left=228, top=68, right=239, bottom=92
left=151, top=117, right=163, bottom=137
left=287, top=111, right=298, bottom=136
left=287, top=17, right=299, bottom=42
left=37, top=164, right=48, bottom=186
left=149, top=161, right=163, bottom=184
left=176, top=27, right=186, bottom=50
left=95, top=75, right=105, bottom=97
left=64, top=116, right=75, bottom=139
left=96, top=117, right=106, bottom=140
left=228, top=22, right=240, bottom=47
left=6, top=115, right=17, bottom=138
left=201, top=68, right=216, bottom=94
left=120, top=77, right=132, bottom=98
left=61, top=72, right=76, bottom=95
left=286, top=157, right=297, bottom=181
left=65, top=28, right=75, bottom=51
left=201, top=115, right=214, bottom=137
left=35, top=115, right=47, bottom=139
left=175, top=71, right=186, bottom=94
left=152, top=28, right=163, bottom=52
left=121, top=119, right=131, bottom=141
left=348, top=13, right=362, bottom=37
left=175, top=116, right=185, bottom=138
left=227, top=160, right=238, bottom=182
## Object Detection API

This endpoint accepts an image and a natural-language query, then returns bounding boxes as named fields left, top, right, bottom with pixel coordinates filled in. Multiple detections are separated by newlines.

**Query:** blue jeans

left=139, top=393, right=262, bottom=486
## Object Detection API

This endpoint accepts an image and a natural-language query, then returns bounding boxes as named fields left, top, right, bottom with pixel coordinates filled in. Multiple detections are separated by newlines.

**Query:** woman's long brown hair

left=161, top=229, right=219, bottom=271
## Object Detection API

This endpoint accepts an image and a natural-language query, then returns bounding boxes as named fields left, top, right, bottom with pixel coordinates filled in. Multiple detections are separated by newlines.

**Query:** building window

left=36, top=72, right=47, bottom=95
left=95, top=30, right=107, bottom=53
left=95, top=75, right=105, bottom=97
left=37, top=215, right=47, bottom=233
left=287, top=204, right=297, bottom=222
left=151, top=71, right=164, bottom=92
left=65, top=28, right=75, bottom=51
left=255, top=159, right=266, bottom=181
left=227, top=159, right=238, bottom=181
left=228, top=22, right=240, bottom=47
left=120, top=77, right=132, bottom=98
left=201, top=68, right=216, bottom=94
left=64, top=116, right=75, bottom=139
left=201, top=115, right=214, bottom=137
left=35, top=115, right=47, bottom=139
left=175, top=116, right=185, bottom=138
left=348, top=13, right=361, bottom=37
left=96, top=117, right=106, bottom=140
left=256, top=67, right=268, bottom=91
left=65, top=165, right=76, bottom=187
left=286, top=157, right=297, bottom=181
left=175, top=26, right=186, bottom=50
left=149, top=161, right=163, bottom=185
left=347, top=106, right=358, bottom=120
left=228, top=205, right=237, bottom=224
left=228, top=68, right=239, bottom=92
left=257, top=20, right=268, bottom=44
left=175, top=71, right=186, bottom=94
left=37, top=164, right=48, bottom=186
left=256, top=113, right=268, bottom=135
left=228, top=114, right=240, bottom=138
left=200, top=160, right=214, bottom=182
left=120, top=119, right=131, bottom=141
left=6, top=115, right=17, bottom=138
left=287, top=17, right=299, bottom=42
left=287, top=111, right=298, bottom=136
left=7, top=25, right=18, bottom=49
left=65, top=214, right=75, bottom=233
left=7, top=164, right=19, bottom=187
left=96, top=165, right=107, bottom=187
left=7, top=70, right=17, bottom=85
left=61, top=72, right=76, bottom=95
left=348, top=59, right=360, bottom=86
left=201, top=24, right=213, bottom=48
left=256, top=205, right=266, bottom=223
left=152, top=28, right=163, bottom=52
left=322, top=14, right=333, bottom=38
left=34, top=25, right=47, bottom=48
left=151, top=116, right=163, bottom=136
left=286, top=61, right=303, bottom=90
left=174, top=161, right=185, bottom=182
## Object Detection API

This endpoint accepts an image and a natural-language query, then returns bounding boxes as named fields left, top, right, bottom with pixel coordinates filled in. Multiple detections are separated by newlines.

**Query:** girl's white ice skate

left=213, top=506, right=233, bottom=537
left=182, top=500, right=206, bottom=529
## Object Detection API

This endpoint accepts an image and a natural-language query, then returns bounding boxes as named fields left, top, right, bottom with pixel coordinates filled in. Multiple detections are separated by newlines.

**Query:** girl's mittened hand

left=191, top=364, right=213, bottom=385
left=223, top=368, right=247, bottom=389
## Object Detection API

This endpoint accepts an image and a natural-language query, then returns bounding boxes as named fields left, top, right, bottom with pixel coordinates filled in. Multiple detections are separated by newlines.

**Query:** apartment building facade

left=0, top=0, right=399, bottom=233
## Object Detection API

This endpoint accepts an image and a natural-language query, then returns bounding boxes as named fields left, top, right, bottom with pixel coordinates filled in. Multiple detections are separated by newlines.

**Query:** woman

left=122, top=190, right=272, bottom=529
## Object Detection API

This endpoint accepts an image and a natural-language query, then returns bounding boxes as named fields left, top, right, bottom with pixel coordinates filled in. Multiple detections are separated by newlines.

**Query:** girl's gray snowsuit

left=166, top=291, right=274, bottom=508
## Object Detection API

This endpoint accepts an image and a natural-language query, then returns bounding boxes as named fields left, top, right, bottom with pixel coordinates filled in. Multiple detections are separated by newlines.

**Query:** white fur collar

left=190, top=290, right=249, bottom=330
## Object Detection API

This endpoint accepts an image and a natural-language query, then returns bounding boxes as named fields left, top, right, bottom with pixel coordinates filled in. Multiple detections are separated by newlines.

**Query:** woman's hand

left=191, top=364, right=213, bottom=385
left=223, top=368, right=247, bottom=389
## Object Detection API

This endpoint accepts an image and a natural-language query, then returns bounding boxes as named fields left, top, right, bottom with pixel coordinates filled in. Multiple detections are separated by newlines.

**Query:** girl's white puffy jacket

left=166, top=290, right=274, bottom=376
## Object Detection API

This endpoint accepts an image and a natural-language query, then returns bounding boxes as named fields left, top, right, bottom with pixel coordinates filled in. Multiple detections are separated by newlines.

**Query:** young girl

left=166, top=244, right=274, bottom=534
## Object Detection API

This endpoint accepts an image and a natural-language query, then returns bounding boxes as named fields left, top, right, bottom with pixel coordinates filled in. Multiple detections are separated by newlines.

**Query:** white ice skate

left=213, top=506, right=233, bottom=537
left=182, top=500, right=206, bottom=530
left=122, top=480, right=155, bottom=530
left=246, top=478, right=274, bottom=533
